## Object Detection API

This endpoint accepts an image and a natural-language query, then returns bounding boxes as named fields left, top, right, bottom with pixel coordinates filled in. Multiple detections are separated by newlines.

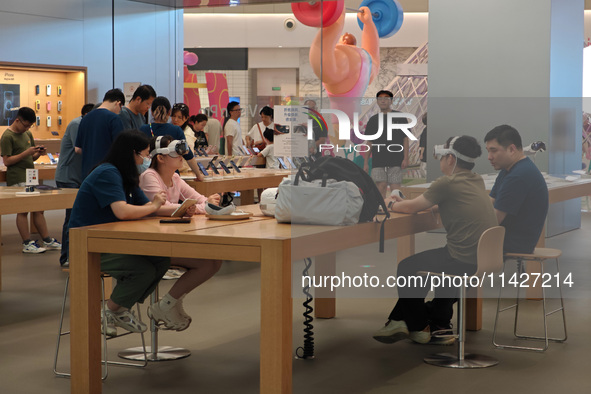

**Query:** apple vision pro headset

left=432, top=136, right=476, bottom=163
left=150, top=136, right=189, bottom=158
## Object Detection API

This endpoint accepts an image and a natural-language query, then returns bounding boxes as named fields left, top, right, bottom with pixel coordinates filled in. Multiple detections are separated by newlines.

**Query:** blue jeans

left=56, top=181, right=79, bottom=266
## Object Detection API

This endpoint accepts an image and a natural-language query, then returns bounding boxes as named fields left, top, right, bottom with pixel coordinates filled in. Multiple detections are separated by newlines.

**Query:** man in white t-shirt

left=224, top=101, right=243, bottom=156
left=246, top=106, right=274, bottom=148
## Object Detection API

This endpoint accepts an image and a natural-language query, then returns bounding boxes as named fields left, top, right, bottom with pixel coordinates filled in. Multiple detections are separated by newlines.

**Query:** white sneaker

left=100, top=307, right=118, bottom=337
left=148, top=300, right=191, bottom=331
left=104, top=309, right=147, bottom=333
left=175, top=296, right=192, bottom=322
left=204, top=202, right=236, bottom=215
left=372, top=320, right=409, bottom=344
left=22, top=240, right=46, bottom=254
left=43, top=238, right=62, bottom=250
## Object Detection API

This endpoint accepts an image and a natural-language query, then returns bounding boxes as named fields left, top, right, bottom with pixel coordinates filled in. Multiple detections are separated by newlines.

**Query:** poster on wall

left=274, top=105, right=308, bottom=157
left=1, top=84, right=20, bottom=126
left=123, top=82, right=141, bottom=106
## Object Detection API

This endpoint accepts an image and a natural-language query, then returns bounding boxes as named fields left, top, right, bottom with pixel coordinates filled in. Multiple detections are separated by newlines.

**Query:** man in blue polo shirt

left=484, top=125, right=549, bottom=253
left=75, top=88, right=125, bottom=179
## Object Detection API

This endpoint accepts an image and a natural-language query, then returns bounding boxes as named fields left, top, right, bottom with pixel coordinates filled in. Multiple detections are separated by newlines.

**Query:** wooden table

left=0, top=164, right=57, bottom=183
left=185, top=169, right=290, bottom=204
left=0, top=187, right=78, bottom=291
left=69, top=208, right=440, bottom=394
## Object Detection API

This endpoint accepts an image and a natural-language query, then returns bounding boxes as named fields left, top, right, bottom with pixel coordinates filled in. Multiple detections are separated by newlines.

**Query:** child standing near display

left=0, top=107, right=62, bottom=253
left=257, top=128, right=278, bottom=169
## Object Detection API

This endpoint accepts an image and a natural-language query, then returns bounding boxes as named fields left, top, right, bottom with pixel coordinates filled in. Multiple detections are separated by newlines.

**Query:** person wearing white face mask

left=139, top=135, right=221, bottom=331
left=373, top=136, right=497, bottom=346
left=68, top=130, right=169, bottom=335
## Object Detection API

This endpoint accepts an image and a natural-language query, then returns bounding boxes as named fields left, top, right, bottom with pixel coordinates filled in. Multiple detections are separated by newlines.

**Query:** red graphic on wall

left=205, top=72, right=229, bottom=123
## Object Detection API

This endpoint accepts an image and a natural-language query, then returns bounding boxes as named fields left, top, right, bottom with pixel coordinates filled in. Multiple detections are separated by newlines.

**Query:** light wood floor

left=1, top=209, right=590, bottom=394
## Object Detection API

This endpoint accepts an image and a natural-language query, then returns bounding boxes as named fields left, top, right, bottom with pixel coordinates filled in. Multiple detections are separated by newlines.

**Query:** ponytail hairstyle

left=151, top=96, right=171, bottom=123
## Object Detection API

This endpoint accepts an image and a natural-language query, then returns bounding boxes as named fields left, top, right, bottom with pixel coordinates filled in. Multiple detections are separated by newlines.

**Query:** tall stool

left=493, top=248, right=567, bottom=352
left=118, top=274, right=191, bottom=362
left=422, top=226, right=505, bottom=368
left=53, top=271, right=148, bottom=380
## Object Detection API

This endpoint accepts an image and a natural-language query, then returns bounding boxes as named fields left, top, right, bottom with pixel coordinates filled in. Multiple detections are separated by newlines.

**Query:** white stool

left=422, top=226, right=505, bottom=368
left=493, top=248, right=567, bottom=352
left=118, top=275, right=191, bottom=362
left=53, top=271, right=147, bottom=380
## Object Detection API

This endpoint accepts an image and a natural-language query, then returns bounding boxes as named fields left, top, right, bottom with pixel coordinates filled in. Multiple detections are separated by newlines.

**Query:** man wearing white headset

left=373, top=136, right=497, bottom=346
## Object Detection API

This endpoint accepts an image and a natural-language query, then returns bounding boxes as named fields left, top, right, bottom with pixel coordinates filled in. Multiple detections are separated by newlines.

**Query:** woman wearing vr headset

left=68, top=130, right=169, bottom=335
left=373, top=136, right=497, bottom=346
left=139, top=135, right=222, bottom=331
left=139, top=96, right=204, bottom=181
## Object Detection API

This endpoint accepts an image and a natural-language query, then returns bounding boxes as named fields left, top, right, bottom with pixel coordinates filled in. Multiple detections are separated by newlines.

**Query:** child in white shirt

left=258, top=128, right=278, bottom=169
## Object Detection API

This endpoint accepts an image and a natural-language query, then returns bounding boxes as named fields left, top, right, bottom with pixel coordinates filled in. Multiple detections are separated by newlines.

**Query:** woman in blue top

left=68, top=130, right=169, bottom=334
left=139, top=96, right=204, bottom=181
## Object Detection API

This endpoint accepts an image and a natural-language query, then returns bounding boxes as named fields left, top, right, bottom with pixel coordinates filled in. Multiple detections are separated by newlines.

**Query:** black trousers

left=388, top=246, right=476, bottom=331
left=56, top=181, right=79, bottom=266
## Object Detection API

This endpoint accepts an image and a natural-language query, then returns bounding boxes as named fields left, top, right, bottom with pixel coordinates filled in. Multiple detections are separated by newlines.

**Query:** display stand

left=0, top=61, right=87, bottom=155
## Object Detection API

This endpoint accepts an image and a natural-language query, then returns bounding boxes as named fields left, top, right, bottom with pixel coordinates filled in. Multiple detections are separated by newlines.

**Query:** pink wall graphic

left=205, top=72, right=229, bottom=124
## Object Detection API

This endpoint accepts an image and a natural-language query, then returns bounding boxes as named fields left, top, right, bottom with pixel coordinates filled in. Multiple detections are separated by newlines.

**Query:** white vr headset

left=150, top=136, right=189, bottom=158
left=432, top=136, right=476, bottom=163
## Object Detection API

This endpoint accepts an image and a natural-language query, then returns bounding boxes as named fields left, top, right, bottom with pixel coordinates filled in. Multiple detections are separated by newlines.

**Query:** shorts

left=371, top=166, right=403, bottom=185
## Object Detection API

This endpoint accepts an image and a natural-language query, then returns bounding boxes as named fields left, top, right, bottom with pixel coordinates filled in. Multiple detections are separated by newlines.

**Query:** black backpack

left=296, top=156, right=390, bottom=252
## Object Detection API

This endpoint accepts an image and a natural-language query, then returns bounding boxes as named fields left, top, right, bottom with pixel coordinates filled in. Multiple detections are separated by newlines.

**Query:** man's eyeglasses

left=231, top=108, right=242, bottom=112
left=18, top=119, right=34, bottom=130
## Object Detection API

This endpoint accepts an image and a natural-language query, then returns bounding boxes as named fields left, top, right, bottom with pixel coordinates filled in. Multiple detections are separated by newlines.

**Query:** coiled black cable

left=295, top=257, right=315, bottom=359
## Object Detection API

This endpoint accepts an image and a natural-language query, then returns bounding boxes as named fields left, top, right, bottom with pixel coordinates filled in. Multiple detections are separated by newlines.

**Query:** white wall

left=184, top=12, right=428, bottom=49
left=0, top=0, right=183, bottom=104
left=256, top=69, right=296, bottom=97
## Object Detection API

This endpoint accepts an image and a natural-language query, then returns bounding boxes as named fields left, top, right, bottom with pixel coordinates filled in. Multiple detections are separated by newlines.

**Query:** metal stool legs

left=493, top=257, right=567, bottom=351
left=424, top=285, right=499, bottom=368
left=118, top=284, right=191, bottom=362
left=53, top=275, right=148, bottom=379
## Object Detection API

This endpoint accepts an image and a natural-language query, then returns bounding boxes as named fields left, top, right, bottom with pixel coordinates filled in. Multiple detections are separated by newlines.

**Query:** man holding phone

left=0, top=107, right=62, bottom=253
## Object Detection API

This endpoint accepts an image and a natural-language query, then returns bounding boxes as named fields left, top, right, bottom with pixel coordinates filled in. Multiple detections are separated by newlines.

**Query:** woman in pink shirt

left=139, top=135, right=221, bottom=331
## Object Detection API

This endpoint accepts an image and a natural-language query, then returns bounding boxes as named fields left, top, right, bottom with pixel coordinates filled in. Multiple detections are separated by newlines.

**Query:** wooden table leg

left=70, top=228, right=102, bottom=394
left=260, top=240, right=292, bottom=394
left=240, top=190, right=255, bottom=205
left=0, top=215, right=3, bottom=291
left=466, top=288, right=482, bottom=331
left=314, top=253, right=336, bottom=319
left=397, top=235, right=415, bottom=261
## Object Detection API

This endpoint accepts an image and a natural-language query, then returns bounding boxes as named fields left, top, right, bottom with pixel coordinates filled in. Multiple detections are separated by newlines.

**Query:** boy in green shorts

left=1, top=107, right=61, bottom=253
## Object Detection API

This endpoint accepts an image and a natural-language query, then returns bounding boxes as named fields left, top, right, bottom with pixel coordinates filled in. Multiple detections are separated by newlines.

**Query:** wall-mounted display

left=1, top=84, right=20, bottom=126
left=0, top=62, right=86, bottom=153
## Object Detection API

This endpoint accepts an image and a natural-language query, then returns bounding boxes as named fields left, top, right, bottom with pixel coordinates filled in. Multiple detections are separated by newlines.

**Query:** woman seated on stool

left=139, top=134, right=222, bottom=331
left=68, top=130, right=169, bottom=334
